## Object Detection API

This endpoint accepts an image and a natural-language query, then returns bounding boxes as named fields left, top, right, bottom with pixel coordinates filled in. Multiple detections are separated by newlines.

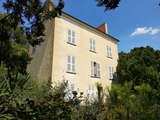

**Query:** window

left=109, top=66, right=114, bottom=79
left=68, top=30, right=75, bottom=45
left=65, top=83, right=75, bottom=99
left=91, top=61, right=100, bottom=77
left=89, top=39, right=96, bottom=52
left=67, top=56, right=76, bottom=73
left=68, top=83, right=74, bottom=91
left=107, top=46, right=112, bottom=58
left=87, top=84, right=95, bottom=100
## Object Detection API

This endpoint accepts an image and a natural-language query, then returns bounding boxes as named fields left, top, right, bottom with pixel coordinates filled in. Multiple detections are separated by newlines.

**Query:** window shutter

left=97, top=63, right=100, bottom=77
left=90, top=39, right=92, bottom=51
left=68, top=30, right=71, bottom=43
left=72, top=56, right=75, bottom=72
left=112, top=67, right=114, bottom=79
left=109, top=66, right=113, bottom=79
left=109, top=66, right=111, bottom=79
left=94, top=62, right=97, bottom=77
left=91, top=61, right=94, bottom=76
left=107, top=46, right=109, bottom=57
left=72, top=31, right=75, bottom=44
left=67, top=56, right=71, bottom=71
left=110, top=47, right=112, bottom=58
left=93, top=40, right=96, bottom=52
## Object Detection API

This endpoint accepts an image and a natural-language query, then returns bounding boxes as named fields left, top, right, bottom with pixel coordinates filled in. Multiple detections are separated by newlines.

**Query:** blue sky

left=61, top=0, right=160, bottom=52
left=1, top=0, right=160, bottom=52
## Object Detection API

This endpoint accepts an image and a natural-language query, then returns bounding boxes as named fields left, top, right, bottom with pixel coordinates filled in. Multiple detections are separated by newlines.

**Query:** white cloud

left=131, top=27, right=160, bottom=36
left=150, top=28, right=160, bottom=35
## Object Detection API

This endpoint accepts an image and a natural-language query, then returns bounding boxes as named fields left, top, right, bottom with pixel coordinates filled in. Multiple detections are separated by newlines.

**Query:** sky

left=61, top=0, right=160, bottom=52
left=1, top=0, right=160, bottom=52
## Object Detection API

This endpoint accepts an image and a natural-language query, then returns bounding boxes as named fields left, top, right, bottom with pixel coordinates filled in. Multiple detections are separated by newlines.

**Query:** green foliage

left=0, top=70, right=75, bottom=120
left=0, top=0, right=65, bottom=89
left=0, top=14, right=31, bottom=91
left=109, top=46, right=160, bottom=120
left=96, top=0, right=120, bottom=11
left=117, top=46, right=160, bottom=87
left=96, top=82, right=103, bottom=103
left=71, top=99, right=105, bottom=120
left=102, top=82, right=160, bottom=120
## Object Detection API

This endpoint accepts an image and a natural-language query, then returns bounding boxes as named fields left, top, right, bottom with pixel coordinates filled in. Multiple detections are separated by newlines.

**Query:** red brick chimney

left=97, top=22, right=108, bottom=34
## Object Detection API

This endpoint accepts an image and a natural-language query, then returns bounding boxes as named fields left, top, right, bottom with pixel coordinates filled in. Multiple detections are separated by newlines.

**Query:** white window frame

left=91, top=61, right=100, bottom=77
left=67, top=56, right=76, bottom=73
left=90, top=39, right=96, bottom=52
left=87, top=84, right=95, bottom=100
left=69, top=83, right=75, bottom=91
left=68, top=29, right=76, bottom=45
left=65, top=83, right=75, bottom=99
left=107, top=46, right=112, bottom=58
left=109, top=66, right=114, bottom=80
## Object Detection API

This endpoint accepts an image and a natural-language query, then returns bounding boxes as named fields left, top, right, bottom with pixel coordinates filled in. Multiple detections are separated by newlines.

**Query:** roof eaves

left=61, top=12, right=120, bottom=42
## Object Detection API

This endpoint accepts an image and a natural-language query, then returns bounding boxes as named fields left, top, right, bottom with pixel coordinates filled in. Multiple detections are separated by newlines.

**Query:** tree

left=96, top=82, right=103, bottom=103
left=117, top=46, right=160, bottom=88
left=0, top=0, right=64, bottom=89
left=96, top=0, right=120, bottom=11
left=114, top=46, right=160, bottom=119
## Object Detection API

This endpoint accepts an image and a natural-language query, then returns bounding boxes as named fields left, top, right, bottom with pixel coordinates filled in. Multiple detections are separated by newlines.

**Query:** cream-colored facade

left=27, top=12, right=119, bottom=97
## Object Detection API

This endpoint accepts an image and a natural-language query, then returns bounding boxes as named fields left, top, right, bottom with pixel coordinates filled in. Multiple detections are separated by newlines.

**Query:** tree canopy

left=117, top=46, right=160, bottom=88
left=96, top=0, right=120, bottom=11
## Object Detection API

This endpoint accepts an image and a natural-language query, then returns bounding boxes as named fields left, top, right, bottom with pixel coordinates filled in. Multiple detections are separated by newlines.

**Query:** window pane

left=107, top=46, right=109, bottom=50
left=67, top=64, right=71, bottom=71
left=72, top=65, right=75, bottom=72
left=68, top=36, right=71, bottom=42
left=70, top=84, right=74, bottom=91
left=109, top=66, right=111, bottom=72
left=72, top=38, right=75, bottom=44
left=93, top=40, right=95, bottom=46
left=93, top=46, right=96, bottom=52
left=112, top=67, right=114, bottom=73
left=90, top=39, right=92, bottom=45
left=68, top=30, right=71, bottom=36
left=72, top=31, right=75, bottom=37
left=72, top=56, right=75, bottom=64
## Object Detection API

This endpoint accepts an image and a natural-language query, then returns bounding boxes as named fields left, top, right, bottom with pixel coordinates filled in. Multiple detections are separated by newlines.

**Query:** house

left=27, top=0, right=119, bottom=98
